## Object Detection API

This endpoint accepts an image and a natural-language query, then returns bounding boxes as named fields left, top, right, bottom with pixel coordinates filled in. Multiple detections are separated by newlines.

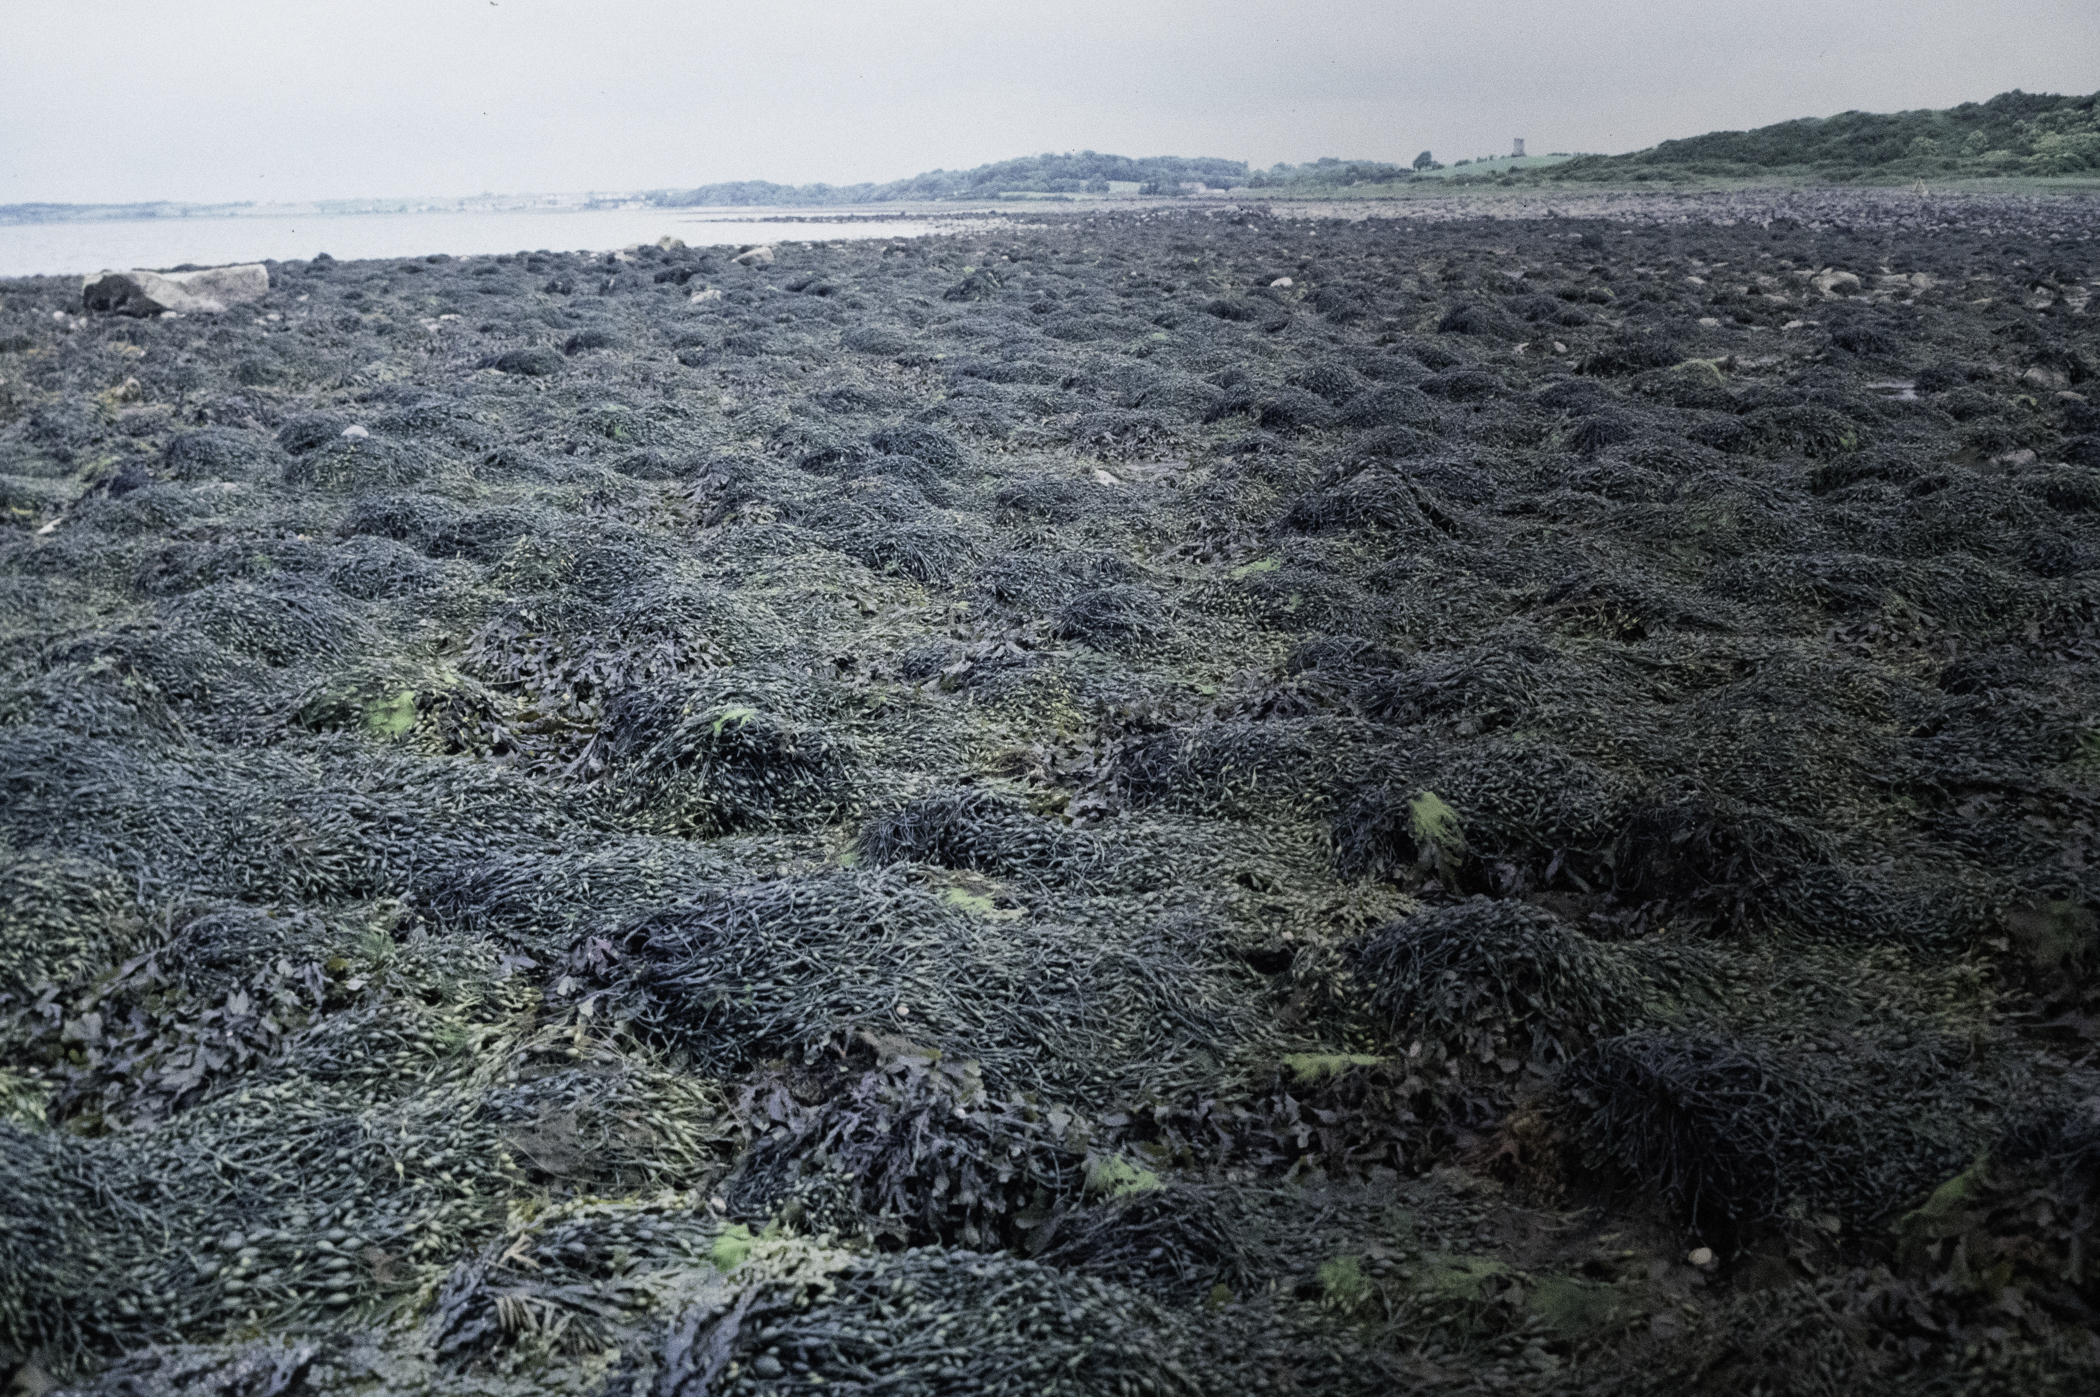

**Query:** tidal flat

left=1, top=192, right=2097, bottom=1394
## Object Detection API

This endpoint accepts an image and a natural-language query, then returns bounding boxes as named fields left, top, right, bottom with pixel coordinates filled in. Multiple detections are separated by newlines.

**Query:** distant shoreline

left=12, top=173, right=2100, bottom=230
left=0, top=197, right=736, bottom=227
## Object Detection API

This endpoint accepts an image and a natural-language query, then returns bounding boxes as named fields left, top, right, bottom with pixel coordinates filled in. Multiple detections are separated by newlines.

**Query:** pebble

left=1687, top=1247, right=1714, bottom=1267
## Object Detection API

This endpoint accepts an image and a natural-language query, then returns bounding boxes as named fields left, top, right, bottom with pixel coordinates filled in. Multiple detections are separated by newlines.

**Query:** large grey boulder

left=82, top=263, right=269, bottom=316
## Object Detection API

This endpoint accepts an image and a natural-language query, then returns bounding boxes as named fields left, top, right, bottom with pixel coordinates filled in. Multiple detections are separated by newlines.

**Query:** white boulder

left=1810, top=269, right=1861, bottom=299
left=82, top=264, right=269, bottom=316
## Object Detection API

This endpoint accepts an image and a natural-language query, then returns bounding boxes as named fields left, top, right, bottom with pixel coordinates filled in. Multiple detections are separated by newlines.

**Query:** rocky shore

left=1, top=190, right=2096, bottom=1394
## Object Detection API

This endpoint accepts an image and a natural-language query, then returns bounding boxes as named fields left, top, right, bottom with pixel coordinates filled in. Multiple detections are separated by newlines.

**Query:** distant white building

left=1512, top=139, right=1526, bottom=158
left=1105, top=180, right=1143, bottom=196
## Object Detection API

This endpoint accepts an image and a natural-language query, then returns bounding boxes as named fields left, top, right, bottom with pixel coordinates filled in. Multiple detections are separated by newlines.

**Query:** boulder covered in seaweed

left=1352, top=899, right=1718, bottom=1066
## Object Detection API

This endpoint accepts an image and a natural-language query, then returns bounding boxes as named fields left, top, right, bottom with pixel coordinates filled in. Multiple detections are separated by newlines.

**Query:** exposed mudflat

left=2, top=192, right=2098, bottom=1394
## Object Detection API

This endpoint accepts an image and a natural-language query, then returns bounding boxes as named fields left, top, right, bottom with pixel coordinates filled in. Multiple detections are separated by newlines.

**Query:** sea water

left=0, top=206, right=964, bottom=278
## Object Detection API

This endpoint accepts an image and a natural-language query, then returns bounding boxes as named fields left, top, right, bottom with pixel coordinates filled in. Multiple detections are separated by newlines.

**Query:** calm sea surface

left=0, top=207, right=957, bottom=278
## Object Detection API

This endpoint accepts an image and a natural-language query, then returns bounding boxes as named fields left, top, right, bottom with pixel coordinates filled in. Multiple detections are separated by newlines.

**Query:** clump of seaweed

left=1352, top=900, right=1720, bottom=1065
left=0, top=847, right=137, bottom=997
left=726, top=1036, right=1092, bottom=1249
left=1031, top=1182, right=1261, bottom=1296
left=855, top=786, right=1079, bottom=879
left=1557, top=1031, right=1820, bottom=1231
left=599, top=686, right=852, bottom=835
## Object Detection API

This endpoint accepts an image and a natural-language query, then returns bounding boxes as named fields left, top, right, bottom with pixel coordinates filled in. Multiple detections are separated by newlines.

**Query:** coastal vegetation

left=1538, top=88, right=2100, bottom=185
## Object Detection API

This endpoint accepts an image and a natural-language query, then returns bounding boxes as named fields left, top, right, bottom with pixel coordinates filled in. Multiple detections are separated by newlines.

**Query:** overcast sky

left=5, top=0, right=2095, bottom=204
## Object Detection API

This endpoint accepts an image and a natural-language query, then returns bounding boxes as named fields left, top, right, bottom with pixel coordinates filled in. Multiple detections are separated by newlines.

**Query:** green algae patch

left=710, top=1223, right=755, bottom=1273
left=1910, top=1165, right=1984, bottom=1223
left=1409, top=791, right=1463, bottom=847
left=1892, top=1162, right=2021, bottom=1296
left=364, top=689, right=418, bottom=739
left=1228, top=558, right=1280, bottom=579
left=1086, top=1157, right=1162, bottom=1198
left=1893, top=1162, right=1987, bottom=1264
left=1409, top=790, right=1467, bottom=870
left=1418, top=1254, right=1509, bottom=1302
left=709, top=705, right=759, bottom=737
left=1318, top=1255, right=1378, bottom=1313
left=1284, top=1053, right=1387, bottom=1086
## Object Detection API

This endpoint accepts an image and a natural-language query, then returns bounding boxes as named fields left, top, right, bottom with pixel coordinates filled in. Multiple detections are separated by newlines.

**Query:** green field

left=1407, top=154, right=1575, bottom=180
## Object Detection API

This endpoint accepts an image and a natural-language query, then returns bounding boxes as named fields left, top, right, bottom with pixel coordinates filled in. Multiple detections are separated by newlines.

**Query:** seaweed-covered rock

left=280, top=435, right=432, bottom=491
left=1353, top=900, right=1717, bottom=1064
left=601, top=689, right=851, bottom=835
left=0, top=848, right=136, bottom=996
left=596, top=868, right=1269, bottom=1100
left=857, top=786, right=1076, bottom=878
left=160, top=429, right=281, bottom=483
left=727, top=1043, right=1091, bottom=1249
left=1559, top=1032, right=1819, bottom=1230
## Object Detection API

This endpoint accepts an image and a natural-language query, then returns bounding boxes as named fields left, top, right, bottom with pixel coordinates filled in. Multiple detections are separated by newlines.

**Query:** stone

left=734, top=245, right=775, bottom=268
left=1269, top=277, right=1294, bottom=288
left=1810, top=269, right=1861, bottom=298
left=1687, top=1246, right=1714, bottom=1266
left=82, top=264, right=269, bottom=316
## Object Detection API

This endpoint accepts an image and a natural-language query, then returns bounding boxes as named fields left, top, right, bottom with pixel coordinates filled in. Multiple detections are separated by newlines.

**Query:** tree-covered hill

left=649, top=151, right=1250, bottom=206
left=1541, top=89, right=2099, bottom=184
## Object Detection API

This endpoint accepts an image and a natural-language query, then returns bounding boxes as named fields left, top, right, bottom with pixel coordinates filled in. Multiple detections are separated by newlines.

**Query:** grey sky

left=6, top=0, right=2095, bottom=204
